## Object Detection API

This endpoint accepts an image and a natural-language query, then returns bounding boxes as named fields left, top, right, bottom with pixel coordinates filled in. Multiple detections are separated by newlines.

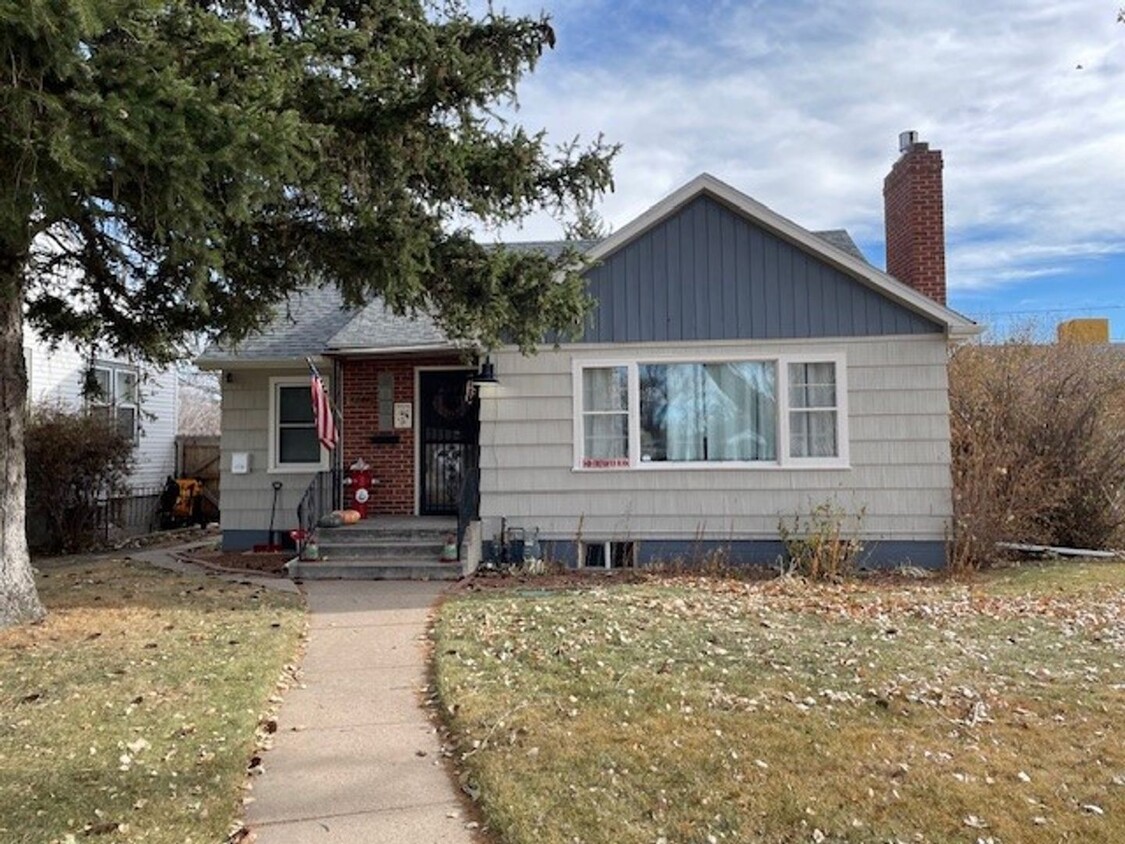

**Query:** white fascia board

left=323, top=343, right=463, bottom=357
left=586, top=173, right=983, bottom=337
left=195, top=355, right=333, bottom=371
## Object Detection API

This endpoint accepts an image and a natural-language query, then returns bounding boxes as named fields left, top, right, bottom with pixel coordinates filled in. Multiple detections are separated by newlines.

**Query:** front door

left=418, top=370, right=478, bottom=516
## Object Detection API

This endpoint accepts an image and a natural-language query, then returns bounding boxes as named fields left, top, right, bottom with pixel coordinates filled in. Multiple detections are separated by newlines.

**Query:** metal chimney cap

left=899, top=130, right=920, bottom=153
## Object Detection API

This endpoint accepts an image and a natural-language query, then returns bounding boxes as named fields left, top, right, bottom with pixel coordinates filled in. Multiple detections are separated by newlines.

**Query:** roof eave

left=196, top=354, right=333, bottom=371
left=324, top=342, right=464, bottom=357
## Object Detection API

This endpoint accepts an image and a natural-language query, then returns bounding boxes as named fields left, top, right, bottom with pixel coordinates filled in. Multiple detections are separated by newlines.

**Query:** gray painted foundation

left=485, top=537, right=946, bottom=570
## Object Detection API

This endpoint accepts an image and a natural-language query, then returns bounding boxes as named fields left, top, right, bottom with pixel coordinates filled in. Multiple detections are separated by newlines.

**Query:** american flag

left=310, top=368, right=338, bottom=451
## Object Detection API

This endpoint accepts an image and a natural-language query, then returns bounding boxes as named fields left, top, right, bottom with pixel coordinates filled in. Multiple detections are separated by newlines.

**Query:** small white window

left=581, top=367, right=629, bottom=468
left=269, top=377, right=329, bottom=472
left=788, top=362, right=839, bottom=458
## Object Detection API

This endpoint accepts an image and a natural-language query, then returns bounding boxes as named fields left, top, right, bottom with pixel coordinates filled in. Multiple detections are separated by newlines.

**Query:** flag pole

left=306, top=356, right=342, bottom=421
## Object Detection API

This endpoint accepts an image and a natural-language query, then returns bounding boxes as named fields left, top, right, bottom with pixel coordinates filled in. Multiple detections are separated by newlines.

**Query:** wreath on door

left=432, top=385, right=469, bottom=420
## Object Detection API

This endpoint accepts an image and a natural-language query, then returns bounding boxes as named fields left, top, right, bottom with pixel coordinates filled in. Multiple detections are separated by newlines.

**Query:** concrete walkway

left=246, top=580, right=476, bottom=843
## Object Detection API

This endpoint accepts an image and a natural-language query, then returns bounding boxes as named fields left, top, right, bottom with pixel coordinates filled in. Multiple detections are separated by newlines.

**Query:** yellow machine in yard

left=158, top=476, right=217, bottom=529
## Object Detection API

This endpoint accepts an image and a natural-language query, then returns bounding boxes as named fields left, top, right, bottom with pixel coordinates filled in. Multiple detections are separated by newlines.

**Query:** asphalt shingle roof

left=197, top=286, right=358, bottom=366
left=326, top=299, right=449, bottom=352
left=198, top=232, right=870, bottom=366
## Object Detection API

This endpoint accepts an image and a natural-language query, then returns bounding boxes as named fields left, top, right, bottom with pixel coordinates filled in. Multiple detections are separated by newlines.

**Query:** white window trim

left=268, top=376, right=330, bottom=474
left=572, top=353, right=849, bottom=471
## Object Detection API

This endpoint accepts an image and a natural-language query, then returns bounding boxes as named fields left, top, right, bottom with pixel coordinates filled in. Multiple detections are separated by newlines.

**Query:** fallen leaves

left=434, top=564, right=1125, bottom=843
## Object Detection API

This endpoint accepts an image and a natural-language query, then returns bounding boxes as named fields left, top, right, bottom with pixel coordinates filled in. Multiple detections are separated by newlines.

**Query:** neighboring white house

left=24, top=330, right=179, bottom=490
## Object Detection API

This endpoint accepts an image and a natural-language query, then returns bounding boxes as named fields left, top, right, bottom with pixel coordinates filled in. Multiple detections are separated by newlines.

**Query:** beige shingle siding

left=478, top=334, right=952, bottom=544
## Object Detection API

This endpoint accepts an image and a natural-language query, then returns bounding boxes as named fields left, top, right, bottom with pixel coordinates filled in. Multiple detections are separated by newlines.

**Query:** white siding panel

left=130, top=366, right=178, bottom=489
left=479, top=335, right=953, bottom=545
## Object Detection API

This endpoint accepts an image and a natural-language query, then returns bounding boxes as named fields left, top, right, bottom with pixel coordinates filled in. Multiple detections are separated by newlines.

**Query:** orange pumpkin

left=340, top=509, right=362, bottom=525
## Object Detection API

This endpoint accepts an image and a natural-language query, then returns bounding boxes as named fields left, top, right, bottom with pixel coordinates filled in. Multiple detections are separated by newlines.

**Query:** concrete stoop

left=288, top=517, right=463, bottom=580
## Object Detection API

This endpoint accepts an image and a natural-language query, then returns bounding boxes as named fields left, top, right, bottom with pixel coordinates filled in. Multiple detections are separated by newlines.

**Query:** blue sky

left=479, top=0, right=1125, bottom=340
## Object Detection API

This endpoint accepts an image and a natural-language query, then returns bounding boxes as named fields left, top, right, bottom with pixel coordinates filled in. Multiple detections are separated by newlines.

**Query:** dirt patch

left=185, top=549, right=292, bottom=574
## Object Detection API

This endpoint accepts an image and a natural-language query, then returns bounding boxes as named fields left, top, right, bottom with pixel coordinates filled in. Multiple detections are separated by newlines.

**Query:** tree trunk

left=0, top=252, right=45, bottom=627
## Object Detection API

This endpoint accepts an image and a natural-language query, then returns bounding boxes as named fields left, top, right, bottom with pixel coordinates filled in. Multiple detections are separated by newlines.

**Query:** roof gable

left=584, top=173, right=979, bottom=339
left=579, top=193, right=943, bottom=343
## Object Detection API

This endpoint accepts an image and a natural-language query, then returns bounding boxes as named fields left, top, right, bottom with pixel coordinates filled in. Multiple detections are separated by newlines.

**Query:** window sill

left=572, top=460, right=850, bottom=472
left=268, top=464, right=329, bottom=474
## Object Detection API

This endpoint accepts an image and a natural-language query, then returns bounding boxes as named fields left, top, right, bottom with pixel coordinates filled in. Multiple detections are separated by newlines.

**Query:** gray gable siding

left=579, top=194, right=942, bottom=343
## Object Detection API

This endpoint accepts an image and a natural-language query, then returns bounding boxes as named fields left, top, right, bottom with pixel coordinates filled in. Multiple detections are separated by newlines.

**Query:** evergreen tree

left=0, top=0, right=616, bottom=626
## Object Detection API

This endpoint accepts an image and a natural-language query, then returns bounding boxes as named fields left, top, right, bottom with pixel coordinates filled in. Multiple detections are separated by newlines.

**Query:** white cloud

left=482, top=0, right=1125, bottom=295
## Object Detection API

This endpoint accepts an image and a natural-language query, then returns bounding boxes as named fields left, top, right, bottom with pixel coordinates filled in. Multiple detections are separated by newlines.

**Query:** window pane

left=789, top=362, right=836, bottom=408
left=116, top=406, right=136, bottom=441
left=640, top=361, right=776, bottom=462
left=583, top=414, right=628, bottom=462
left=116, top=370, right=138, bottom=404
left=92, top=368, right=111, bottom=401
left=279, top=427, right=321, bottom=463
left=583, top=367, right=627, bottom=412
left=790, top=410, right=838, bottom=458
left=279, top=385, right=314, bottom=424
left=378, top=372, right=394, bottom=432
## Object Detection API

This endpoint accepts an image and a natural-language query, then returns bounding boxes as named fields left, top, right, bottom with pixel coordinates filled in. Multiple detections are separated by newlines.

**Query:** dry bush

left=949, top=339, right=1125, bottom=570
left=25, top=403, right=135, bottom=553
left=778, top=501, right=866, bottom=581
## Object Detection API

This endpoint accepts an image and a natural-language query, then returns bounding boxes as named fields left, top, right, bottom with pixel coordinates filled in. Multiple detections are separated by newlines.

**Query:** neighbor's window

left=89, top=363, right=139, bottom=442
left=581, top=366, right=629, bottom=467
left=639, top=362, right=776, bottom=462
left=270, top=377, right=329, bottom=471
left=788, top=362, right=838, bottom=458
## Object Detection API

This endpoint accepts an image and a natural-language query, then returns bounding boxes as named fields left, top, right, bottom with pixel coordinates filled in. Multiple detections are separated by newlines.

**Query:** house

left=198, top=133, right=980, bottom=568
left=24, top=330, right=179, bottom=490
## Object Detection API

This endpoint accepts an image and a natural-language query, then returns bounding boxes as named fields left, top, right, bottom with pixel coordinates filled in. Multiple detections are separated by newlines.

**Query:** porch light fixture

left=472, top=356, right=498, bottom=385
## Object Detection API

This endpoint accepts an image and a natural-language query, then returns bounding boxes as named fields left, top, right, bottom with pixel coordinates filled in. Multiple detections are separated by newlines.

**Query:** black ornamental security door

left=418, top=370, right=479, bottom=515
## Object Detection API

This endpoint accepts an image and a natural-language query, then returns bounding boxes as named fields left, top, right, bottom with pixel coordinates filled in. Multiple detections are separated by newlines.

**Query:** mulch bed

left=184, top=549, right=292, bottom=574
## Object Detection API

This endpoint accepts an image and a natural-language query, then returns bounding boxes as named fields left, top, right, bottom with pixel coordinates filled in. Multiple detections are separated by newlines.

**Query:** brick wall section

left=339, top=354, right=466, bottom=515
left=883, top=141, right=946, bottom=305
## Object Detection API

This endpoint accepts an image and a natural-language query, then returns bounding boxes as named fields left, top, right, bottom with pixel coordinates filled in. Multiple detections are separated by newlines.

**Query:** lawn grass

left=0, top=559, right=304, bottom=844
left=434, top=563, right=1125, bottom=843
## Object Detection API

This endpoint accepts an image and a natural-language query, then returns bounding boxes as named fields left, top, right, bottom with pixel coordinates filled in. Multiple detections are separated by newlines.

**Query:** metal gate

left=418, top=370, right=479, bottom=516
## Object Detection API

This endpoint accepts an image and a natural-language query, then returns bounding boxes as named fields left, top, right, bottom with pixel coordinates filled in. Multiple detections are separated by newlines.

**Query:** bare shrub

left=778, top=501, right=866, bottom=581
left=25, top=404, right=134, bottom=554
left=949, top=339, right=1125, bottom=570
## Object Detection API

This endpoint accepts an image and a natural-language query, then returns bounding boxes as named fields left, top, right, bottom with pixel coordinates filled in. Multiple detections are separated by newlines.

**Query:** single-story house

left=198, top=133, right=980, bottom=568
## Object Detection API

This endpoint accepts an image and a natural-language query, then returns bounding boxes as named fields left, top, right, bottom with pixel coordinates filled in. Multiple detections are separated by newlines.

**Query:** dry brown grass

left=0, top=559, right=304, bottom=843
left=434, top=564, right=1125, bottom=843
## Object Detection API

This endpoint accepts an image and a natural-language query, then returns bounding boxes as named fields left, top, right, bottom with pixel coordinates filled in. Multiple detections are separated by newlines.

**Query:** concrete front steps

left=287, top=516, right=463, bottom=581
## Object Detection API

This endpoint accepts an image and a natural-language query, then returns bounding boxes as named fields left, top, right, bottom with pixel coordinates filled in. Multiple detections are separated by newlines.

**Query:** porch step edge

left=288, top=560, right=462, bottom=581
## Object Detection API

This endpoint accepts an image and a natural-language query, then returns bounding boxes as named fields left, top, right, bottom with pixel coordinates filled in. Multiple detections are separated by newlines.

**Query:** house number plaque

left=393, top=402, right=413, bottom=429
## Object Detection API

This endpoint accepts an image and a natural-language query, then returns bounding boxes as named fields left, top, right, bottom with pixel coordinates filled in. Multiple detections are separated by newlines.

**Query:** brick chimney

left=883, top=131, right=946, bottom=304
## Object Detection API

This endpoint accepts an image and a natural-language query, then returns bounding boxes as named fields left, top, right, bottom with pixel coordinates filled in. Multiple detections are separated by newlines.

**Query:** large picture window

left=269, top=377, right=329, bottom=471
left=575, top=355, right=846, bottom=469
left=640, top=362, right=776, bottom=462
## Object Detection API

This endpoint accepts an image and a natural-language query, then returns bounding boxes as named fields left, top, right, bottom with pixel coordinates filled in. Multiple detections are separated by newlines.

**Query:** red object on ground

left=348, top=466, right=373, bottom=518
